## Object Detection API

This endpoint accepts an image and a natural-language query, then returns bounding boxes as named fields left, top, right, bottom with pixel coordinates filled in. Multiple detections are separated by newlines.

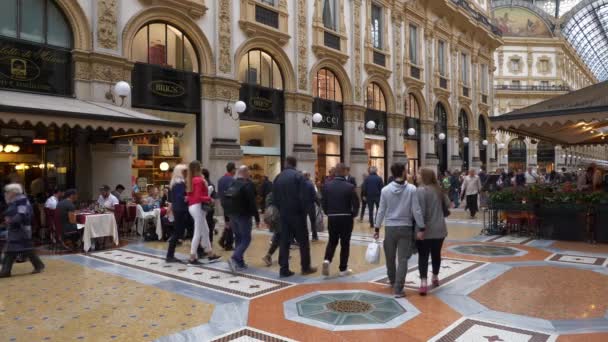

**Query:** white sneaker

left=322, top=260, right=330, bottom=276
left=339, top=269, right=353, bottom=277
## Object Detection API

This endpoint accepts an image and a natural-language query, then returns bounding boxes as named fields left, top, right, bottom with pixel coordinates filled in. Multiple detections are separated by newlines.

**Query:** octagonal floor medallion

left=284, top=290, right=419, bottom=331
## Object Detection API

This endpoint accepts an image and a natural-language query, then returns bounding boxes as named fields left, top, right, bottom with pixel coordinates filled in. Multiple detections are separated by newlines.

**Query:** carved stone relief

left=218, top=0, right=232, bottom=73
left=297, top=0, right=308, bottom=90
left=97, top=0, right=118, bottom=50
left=354, top=0, right=362, bottom=101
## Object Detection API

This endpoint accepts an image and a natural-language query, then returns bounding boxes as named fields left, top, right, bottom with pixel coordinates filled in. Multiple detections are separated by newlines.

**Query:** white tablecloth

left=136, top=208, right=163, bottom=240
left=81, top=213, right=119, bottom=252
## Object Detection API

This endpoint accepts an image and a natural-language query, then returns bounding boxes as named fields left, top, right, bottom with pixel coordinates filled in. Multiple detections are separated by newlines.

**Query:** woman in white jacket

left=461, top=169, right=482, bottom=219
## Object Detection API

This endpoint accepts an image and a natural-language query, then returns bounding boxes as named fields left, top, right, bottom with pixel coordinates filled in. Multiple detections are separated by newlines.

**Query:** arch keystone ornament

left=284, top=290, right=419, bottom=331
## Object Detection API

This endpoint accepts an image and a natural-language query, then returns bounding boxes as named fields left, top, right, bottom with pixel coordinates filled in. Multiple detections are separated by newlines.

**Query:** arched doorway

left=130, top=21, right=202, bottom=175
left=458, top=110, right=470, bottom=171
left=237, top=49, right=285, bottom=180
left=537, top=140, right=555, bottom=173
left=508, top=138, right=527, bottom=172
left=435, top=103, right=448, bottom=174
left=404, top=94, right=421, bottom=177
left=0, top=0, right=76, bottom=191
left=312, top=68, right=343, bottom=184
left=365, top=82, right=387, bottom=180
left=478, top=116, right=488, bottom=168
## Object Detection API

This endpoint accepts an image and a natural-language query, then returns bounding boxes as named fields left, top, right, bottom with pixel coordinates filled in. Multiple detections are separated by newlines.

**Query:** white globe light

left=482, top=139, right=489, bottom=146
left=438, top=133, right=446, bottom=140
left=12, top=145, right=19, bottom=153
left=463, top=137, right=470, bottom=144
left=499, top=143, right=505, bottom=149
left=235, top=101, right=247, bottom=114
left=159, top=162, right=170, bottom=171
left=366, top=120, right=376, bottom=130
left=312, top=113, right=323, bottom=123
left=407, top=128, right=416, bottom=136
left=114, top=81, right=131, bottom=97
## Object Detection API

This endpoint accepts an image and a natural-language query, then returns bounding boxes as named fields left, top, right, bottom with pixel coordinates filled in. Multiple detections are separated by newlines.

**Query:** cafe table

left=76, top=212, right=119, bottom=252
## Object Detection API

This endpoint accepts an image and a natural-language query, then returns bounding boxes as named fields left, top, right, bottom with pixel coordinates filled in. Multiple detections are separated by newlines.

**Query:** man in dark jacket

left=227, top=166, right=260, bottom=273
left=259, top=176, right=272, bottom=214
left=217, top=162, right=236, bottom=250
left=321, top=163, right=359, bottom=277
left=361, top=166, right=384, bottom=228
left=273, top=156, right=317, bottom=277
left=303, top=171, right=318, bottom=241
left=344, top=167, right=357, bottom=187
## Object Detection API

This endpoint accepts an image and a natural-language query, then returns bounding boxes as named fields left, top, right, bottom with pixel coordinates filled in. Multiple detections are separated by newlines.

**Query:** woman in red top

left=187, top=161, right=220, bottom=264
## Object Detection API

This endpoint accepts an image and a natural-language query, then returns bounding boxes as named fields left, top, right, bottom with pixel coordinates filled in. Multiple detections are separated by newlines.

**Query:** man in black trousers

left=273, top=156, right=317, bottom=277
left=321, top=163, right=360, bottom=277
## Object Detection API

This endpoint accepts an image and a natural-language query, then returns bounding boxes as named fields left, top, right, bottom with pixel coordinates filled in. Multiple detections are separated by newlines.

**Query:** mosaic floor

left=2, top=219, right=608, bottom=341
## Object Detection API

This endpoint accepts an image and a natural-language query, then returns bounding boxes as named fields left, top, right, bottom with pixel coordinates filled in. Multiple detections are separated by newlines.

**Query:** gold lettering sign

left=0, top=56, right=40, bottom=81
left=148, top=80, right=185, bottom=97
left=250, top=97, right=272, bottom=111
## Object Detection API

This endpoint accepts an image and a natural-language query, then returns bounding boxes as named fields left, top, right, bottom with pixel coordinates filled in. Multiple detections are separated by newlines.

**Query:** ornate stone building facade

left=491, top=0, right=599, bottom=173
left=1, top=0, right=505, bottom=195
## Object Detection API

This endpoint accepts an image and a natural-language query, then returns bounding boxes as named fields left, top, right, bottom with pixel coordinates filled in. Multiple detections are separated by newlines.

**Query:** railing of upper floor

left=494, top=85, right=571, bottom=91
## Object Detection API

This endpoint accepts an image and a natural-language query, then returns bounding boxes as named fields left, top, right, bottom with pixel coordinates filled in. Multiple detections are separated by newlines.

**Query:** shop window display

left=313, top=134, right=341, bottom=185
left=366, top=139, right=385, bottom=181
left=132, top=22, right=198, bottom=72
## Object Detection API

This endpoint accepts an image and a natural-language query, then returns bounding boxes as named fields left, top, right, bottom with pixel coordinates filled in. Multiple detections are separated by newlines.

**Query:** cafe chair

left=135, top=204, right=157, bottom=237
left=113, top=204, right=127, bottom=236
left=44, top=208, right=57, bottom=249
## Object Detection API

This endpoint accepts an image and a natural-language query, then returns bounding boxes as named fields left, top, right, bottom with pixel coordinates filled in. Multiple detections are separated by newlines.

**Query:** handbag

left=314, top=204, right=325, bottom=232
left=365, top=240, right=381, bottom=264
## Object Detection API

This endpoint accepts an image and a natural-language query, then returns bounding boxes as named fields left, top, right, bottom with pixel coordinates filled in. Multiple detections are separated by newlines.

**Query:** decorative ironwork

left=255, top=5, right=279, bottom=28
left=327, top=300, right=373, bottom=313
left=410, top=66, right=421, bottom=79
left=324, top=31, right=341, bottom=50
left=450, top=0, right=502, bottom=37
left=373, top=50, right=386, bottom=67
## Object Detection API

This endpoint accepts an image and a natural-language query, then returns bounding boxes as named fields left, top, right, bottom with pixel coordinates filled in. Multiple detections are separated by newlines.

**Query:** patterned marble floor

left=2, top=219, right=608, bottom=342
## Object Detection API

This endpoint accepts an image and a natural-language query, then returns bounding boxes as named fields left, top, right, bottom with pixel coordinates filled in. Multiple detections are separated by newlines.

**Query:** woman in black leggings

left=415, top=168, right=449, bottom=296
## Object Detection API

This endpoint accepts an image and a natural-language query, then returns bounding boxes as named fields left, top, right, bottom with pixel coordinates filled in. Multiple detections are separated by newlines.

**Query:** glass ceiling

left=562, top=0, right=608, bottom=81
left=532, top=0, right=584, bottom=17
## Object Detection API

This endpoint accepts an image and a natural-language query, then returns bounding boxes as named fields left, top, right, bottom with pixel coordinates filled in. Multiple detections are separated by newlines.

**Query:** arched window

left=508, top=138, right=527, bottom=171
left=366, top=82, right=386, bottom=111
left=0, top=0, right=72, bottom=48
left=314, top=68, right=342, bottom=102
left=458, top=110, right=470, bottom=170
left=406, top=93, right=420, bottom=118
left=238, top=49, right=283, bottom=90
left=537, top=140, right=555, bottom=172
left=132, top=23, right=199, bottom=72
left=479, top=115, right=488, bottom=166
left=435, top=103, right=448, bottom=133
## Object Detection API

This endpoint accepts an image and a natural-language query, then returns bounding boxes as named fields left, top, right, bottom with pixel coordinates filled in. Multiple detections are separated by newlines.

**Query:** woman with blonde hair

left=186, top=161, right=220, bottom=264
left=415, top=167, right=450, bottom=295
left=165, top=164, right=189, bottom=262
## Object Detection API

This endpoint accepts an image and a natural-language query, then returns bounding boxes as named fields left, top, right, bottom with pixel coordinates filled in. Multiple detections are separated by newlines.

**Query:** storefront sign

left=312, top=98, right=343, bottom=131
left=365, top=109, right=387, bottom=136
left=132, top=63, right=201, bottom=113
left=0, top=38, right=72, bottom=96
left=239, top=84, right=284, bottom=123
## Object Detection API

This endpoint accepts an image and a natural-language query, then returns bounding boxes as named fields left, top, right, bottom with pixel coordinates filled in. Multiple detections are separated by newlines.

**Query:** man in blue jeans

left=362, top=166, right=384, bottom=228
left=226, top=166, right=260, bottom=273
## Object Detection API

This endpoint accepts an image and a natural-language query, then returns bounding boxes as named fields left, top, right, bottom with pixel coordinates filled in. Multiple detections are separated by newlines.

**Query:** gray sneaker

left=322, top=260, right=330, bottom=277
left=227, top=258, right=237, bottom=274
left=262, top=254, right=272, bottom=267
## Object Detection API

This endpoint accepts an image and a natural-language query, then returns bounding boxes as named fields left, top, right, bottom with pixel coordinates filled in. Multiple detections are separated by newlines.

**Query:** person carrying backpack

left=223, top=166, right=260, bottom=273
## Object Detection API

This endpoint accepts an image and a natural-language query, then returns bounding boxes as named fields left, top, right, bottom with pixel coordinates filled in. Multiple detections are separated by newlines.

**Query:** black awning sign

left=0, top=38, right=72, bottom=96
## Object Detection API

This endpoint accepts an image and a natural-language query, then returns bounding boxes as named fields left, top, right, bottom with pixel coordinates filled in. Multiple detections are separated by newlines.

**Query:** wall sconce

left=482, top=139, right=489, bottom=146
left=105, top=81, right=131, bottom=106
left=498, top=143, right=505, bottom=149
left=303, top=113, right=323, bottom=127
left=358, top=120, right=376, bottom=131
left=463, top=137, right=470, bottom=144
left=1, top=144, right=20, bottom=153
left=438, top=132, right=446, bottom=140
left=407, top=128, right=416, bottom=136
left=159, top=162, right=170, bottom=172
left=224, top=100, right=247, bottom=121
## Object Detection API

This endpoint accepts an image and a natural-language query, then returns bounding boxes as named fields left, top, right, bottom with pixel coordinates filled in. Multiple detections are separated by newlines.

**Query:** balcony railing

left=255, top=5, right=279, bottom=28
left=439, top=77, right=448, bottom=89
left=449, top=0, right=502, bottom=37
left=373, top=51, right=386, bottom=67
left=324, top=31, right=340, bottom=50
left=494, top=85, right=571, bottom=92
left=410, top=66, right=421, bottom=79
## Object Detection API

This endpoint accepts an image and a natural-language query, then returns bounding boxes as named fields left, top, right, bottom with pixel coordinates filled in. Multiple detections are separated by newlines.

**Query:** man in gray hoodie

left=374, top=162, right=425, bottom=298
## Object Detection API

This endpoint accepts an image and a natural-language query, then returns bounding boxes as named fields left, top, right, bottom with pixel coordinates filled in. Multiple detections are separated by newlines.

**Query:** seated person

left=160, top=186, right=169, bottom=207
left=44, top=188, right=63, bottom=210
left=97, top=185, right=119, bottom=211
left=135, top=193, right=154, bottom=212
left=111, top=184, right=125, bottom=200
left=57, top=189, right=81, bottom=250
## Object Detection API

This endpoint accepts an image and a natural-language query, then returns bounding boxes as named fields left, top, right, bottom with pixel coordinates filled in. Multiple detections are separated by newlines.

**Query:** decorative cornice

left=139, top=0, right=208, bottom=18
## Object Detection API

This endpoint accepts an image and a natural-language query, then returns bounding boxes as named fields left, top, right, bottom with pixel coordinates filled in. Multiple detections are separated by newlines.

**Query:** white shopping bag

left=365, top=240, right=381, bottom=264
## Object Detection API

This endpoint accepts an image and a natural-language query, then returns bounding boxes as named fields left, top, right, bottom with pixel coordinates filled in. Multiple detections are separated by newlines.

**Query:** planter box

left=539, top=204, right=588, bottom=241
left=594, top=204, right=608, bottom=243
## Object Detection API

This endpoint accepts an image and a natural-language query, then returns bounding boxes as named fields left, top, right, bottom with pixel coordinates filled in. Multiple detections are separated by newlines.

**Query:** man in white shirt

left=525, top=167, right=538, bottom=185
left=44, top=188, right=63, bottom=210
left=97, top=185, right=119, bottom=211
left=461, top=169, right=482, bottom=219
